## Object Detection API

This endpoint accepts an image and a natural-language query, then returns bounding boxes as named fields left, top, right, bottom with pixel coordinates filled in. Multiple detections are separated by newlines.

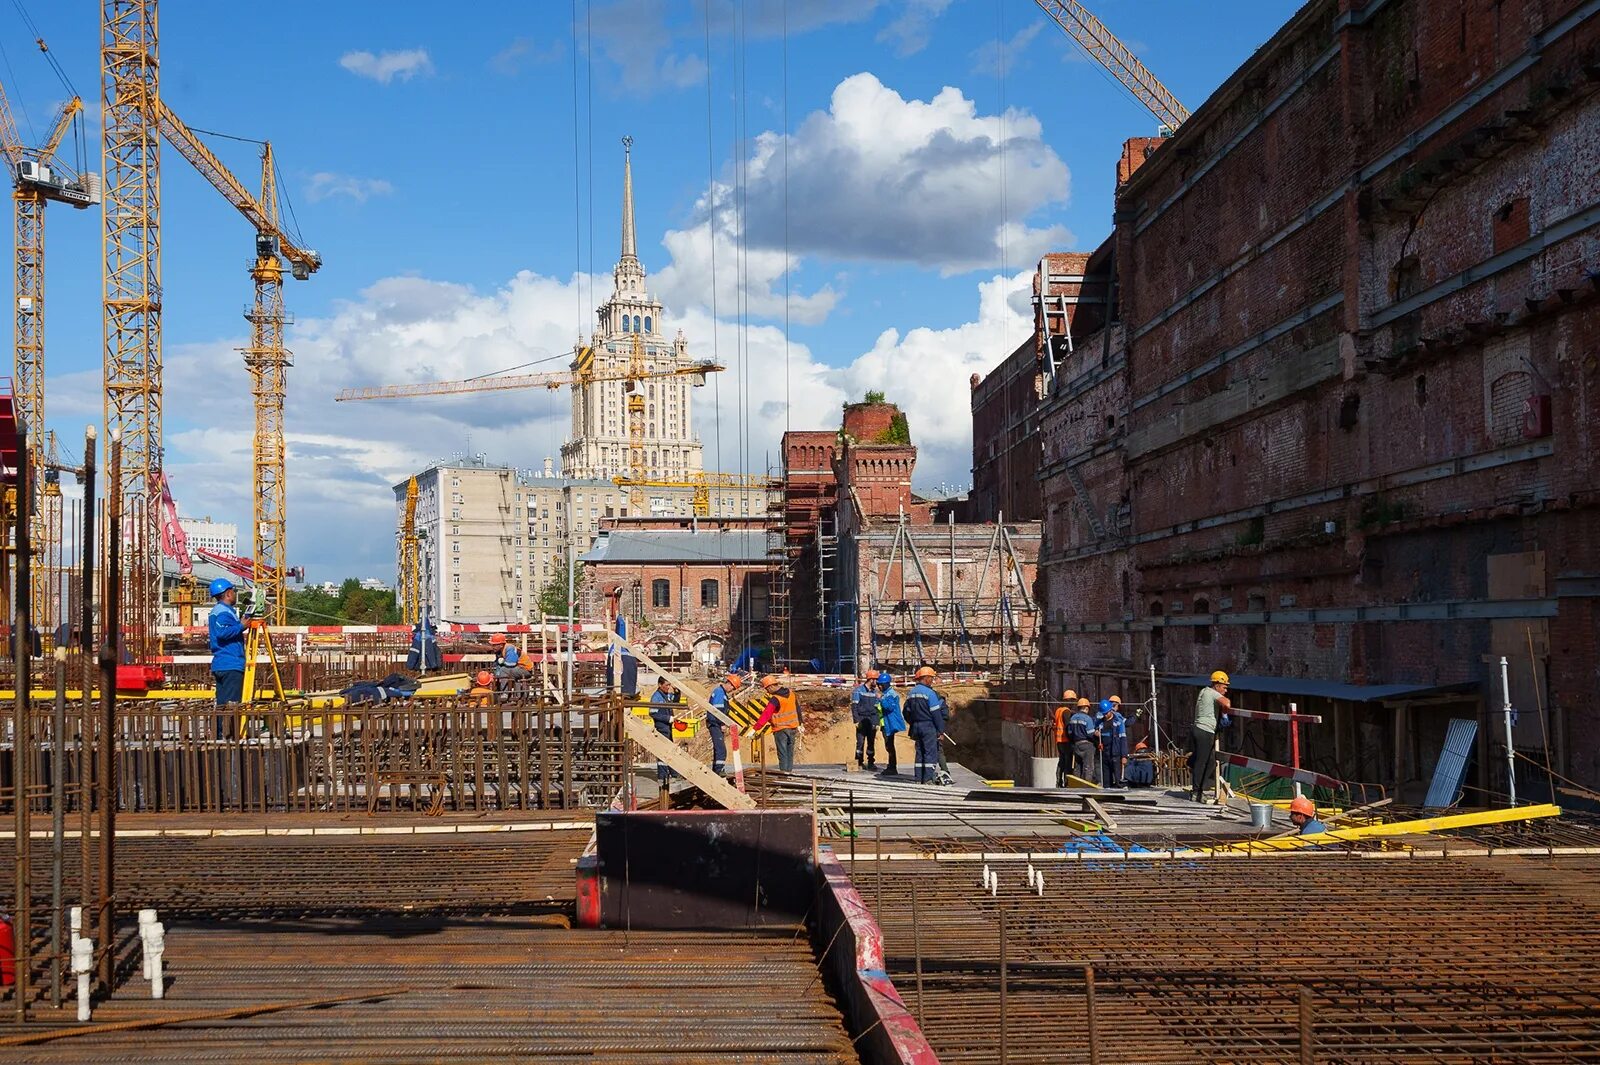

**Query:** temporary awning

left=1164, top=673, right=1478, bottom=703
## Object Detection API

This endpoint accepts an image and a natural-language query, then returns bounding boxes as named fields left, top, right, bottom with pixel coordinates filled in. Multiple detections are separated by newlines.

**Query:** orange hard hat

left=1109, top=694, right=1122, bottom=704
left=1062, top=688, right=1077, bottom=701
left=725, top=672, right=743, bottom=690
left=489, top=633, right=506, bottom=645
left=760, top=674, right=779, bottom=690
left=1076, top=697, right=1090, bottom=707
left=1289, top=796, right=1316, bottom=818
left=475, top=670, right=493, bottom=686
left=915, top=666, right=936, bottom=679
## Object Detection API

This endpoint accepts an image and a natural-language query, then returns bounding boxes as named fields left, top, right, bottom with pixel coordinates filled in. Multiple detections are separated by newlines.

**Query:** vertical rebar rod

left=1299, top=985, right=1314, bottom=1065
left=874, top=825, right=883, bottom=914
left=50, top=647, right=67, bottom=1009
left=96, top=434, right=121, bottom=992
left=79, top=431, right=96, bottom=918
left=1086, top=963, right=1099, bottom=1065
left=911, top=885, right=924, bottom=1027
left=848, top=790, right=855, bottom=863
left=13, top=429, right=34, bottom=1021
left=998, top=907, right=1008, bottom=1065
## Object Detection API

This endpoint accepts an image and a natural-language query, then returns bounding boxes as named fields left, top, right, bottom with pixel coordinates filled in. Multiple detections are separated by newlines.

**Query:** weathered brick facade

left=1027, top=0, right=1600, bottom=795
left=968, top=338, right=1042, bottom=522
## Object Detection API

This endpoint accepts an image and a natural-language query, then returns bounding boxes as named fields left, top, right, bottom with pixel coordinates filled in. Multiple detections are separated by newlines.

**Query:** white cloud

left=726, top=73, right=1071, bottom=274
left=971, top=21, right=1045, bottom=77
left=876, top=0, right=954, bottom=57
left=653, top=209, right=841, bottom=326
left=305, top=172, right=395, bottom=203
left=490, top=36, right=563, bottom=76
left=339, top=48, right=434, bottom=84
left=143, top=261, right=1028, bottom=579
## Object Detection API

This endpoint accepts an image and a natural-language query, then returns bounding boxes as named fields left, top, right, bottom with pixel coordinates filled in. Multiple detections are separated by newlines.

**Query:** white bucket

left=1031, top=756, right=1058, bottom=790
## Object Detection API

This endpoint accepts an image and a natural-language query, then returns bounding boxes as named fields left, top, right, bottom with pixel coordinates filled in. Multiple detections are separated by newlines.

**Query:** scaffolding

left=858, top=515, right=1039, bottom=674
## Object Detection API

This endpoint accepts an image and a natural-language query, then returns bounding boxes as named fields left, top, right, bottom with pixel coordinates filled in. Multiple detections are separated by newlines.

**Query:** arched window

left=643, top=315, right=652, bottom=333
left=651, top=579, right=670, bottom=608
left=633, top=315, right=642, bottom=333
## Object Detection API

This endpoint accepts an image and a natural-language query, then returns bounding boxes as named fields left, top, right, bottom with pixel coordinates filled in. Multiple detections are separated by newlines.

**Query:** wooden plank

left=619, top=711, right=755, bottom=810
left=1084, top=797, right=1119, bottom=830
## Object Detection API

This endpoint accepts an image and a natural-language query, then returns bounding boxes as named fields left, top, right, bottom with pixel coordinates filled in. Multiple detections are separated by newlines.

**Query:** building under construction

left=773, top=401, right=1040, bottom=674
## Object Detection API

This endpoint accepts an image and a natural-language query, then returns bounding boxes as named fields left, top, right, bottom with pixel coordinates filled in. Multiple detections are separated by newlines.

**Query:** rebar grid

left=872, top=854, right=1600, bottom=1063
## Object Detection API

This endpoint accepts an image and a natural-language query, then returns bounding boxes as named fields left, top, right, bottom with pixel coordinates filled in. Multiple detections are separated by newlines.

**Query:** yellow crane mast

left=102, top=0, right=163, bottom=649
left=1, top=75, right=97, bottom=640
left=1031, top=0, right=1189, bottom=131
left=155, top=102, right=322, bottom=626
left=625, top=334, right=647, bottom=512
left=398, top=476, right=420, bottom=625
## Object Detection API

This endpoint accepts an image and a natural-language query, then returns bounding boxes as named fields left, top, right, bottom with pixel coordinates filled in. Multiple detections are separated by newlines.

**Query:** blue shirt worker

left=1098, top=699, right=1128, bottom=788
left=851, top=673, right=880, bottom=770
left=207, top=578, right=247, bottom=708
left=705, top=671, right=741, bottom=775
left=876, top=673, right=906, bottom=777
left=406, top=620, right=441, bottom=671
left=1067, top=698, right=1099, bottom=784
left=1289, top=796, right=1328, bottom=835
left=649, top=677, right=681, bottom=786
left=903, top=666, right=948, bottom=784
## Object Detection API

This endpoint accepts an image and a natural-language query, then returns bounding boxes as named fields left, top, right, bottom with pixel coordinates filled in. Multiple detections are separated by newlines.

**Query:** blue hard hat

left=877, top=671, right=892, bottom=686
left=208, top=577, right=233, bottom=598
left=1099, top=699, right=1114, bottom=714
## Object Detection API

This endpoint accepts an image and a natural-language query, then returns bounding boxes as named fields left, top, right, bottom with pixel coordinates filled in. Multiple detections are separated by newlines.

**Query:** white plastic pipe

left=981, top=864, right=991, bottom=891
left=139, top=908, right=157, bottom=979
left=71, top=935, right=93, bottom=1022
left=1036, top=871, right=1045, bottom=897
left=146, top=922, right=165, bottom=999
left=68, top=905, right=81, bottom=938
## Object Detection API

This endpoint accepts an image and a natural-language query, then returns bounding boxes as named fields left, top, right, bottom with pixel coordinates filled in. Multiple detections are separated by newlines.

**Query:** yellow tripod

left=241, top=620, right=287, bottom=704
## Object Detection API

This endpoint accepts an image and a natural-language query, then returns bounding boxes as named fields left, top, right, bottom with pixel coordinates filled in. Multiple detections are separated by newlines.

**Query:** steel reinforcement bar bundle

left=871, top=853, right=1600, bottom=1063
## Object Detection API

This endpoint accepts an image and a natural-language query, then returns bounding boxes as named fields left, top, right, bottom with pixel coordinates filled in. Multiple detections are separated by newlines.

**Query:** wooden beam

left=619, top=712, right=755, bottom=810
left=1207, top=803, right=1561, bottom=853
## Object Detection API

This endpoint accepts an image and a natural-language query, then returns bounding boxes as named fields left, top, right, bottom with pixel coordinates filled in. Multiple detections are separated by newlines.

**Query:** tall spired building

left=561, top=139, right=707, bottom=482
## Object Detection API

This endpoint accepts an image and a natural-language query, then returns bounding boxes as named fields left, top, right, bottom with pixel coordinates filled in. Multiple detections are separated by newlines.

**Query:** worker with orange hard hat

left=1052, top=689, right=1079, bottom=787
left=755, top=674, right=803, bottom=772
left=705, top=670, right=742, bottom=775
left=903, top=666, right=948, bottom=784
left=1288, top=795, right=1327, bottom=835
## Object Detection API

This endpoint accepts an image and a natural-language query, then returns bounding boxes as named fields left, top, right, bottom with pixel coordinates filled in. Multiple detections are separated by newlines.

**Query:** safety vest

left=768, top=688, right=800, bottom=731
left=1053, top=705, right=1071, bottom=743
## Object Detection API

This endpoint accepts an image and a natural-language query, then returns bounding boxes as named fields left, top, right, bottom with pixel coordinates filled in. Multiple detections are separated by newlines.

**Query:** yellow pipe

left=1209, top=803, right=1562, bottom=852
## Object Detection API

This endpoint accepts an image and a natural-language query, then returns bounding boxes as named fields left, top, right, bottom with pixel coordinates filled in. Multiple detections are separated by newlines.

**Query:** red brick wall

left=969, top=338, right=1043, bottom=522
left=1034, top=0, right=1600, bottom=789
left=842, top=403, right=900, bottom=444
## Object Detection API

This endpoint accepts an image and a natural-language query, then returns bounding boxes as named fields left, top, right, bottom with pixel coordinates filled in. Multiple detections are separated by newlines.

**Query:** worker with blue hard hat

left=207, top=577, right=248, bottom=723
left=875, top=671, right=905, bottom=777
left=1098, top=698, right=1128, bottom=788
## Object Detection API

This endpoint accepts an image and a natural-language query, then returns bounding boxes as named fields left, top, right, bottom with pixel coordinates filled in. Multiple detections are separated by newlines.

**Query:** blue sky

left=5, top=0, right=1301, bottom=580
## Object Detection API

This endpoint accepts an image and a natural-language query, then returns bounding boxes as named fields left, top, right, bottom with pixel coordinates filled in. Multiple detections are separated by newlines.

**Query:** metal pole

left=565, top=548, right=576, bottom=703
left=1290, top=700, right=1303, bottom=799
left=1149, top=662, right=1160, bottom=755
left=78, top=428, right=95, bottom=956
left=874, top=825, right=882, bottom=914
left=96, top=434, right=122, bottom=992
left=910, top=884, right=924, bottom=1027
left=50, top=646, right=67, bottom=1009
left=1499, top=656, right=1517, bottom=806
left=13, top=429, right=34, bottom=1020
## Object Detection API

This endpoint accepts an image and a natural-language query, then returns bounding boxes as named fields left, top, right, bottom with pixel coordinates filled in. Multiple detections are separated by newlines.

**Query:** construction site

left=0, top=0, right=1598, bottom=1061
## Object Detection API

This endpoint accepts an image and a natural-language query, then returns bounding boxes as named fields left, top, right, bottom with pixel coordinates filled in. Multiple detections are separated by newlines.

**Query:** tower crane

left=155, top=101, right=321, bottom=626
left=398, top=476, right=420, bottom=625
left=332, top=348, right=722, bottom=402
left=1, top=71, right=98, bottom=638
left=1030, top=0, right=1189, bottom=131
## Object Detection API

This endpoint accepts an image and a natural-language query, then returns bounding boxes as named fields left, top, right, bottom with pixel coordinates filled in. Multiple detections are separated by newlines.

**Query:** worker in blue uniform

left=207, top=577, right=248, bottom=738
left=1067, top=697, right=1099, bottom=784
left=851, top=673, right=879, bottom=769
left=877, top=672, right=906, bottom=777
left=649, top=676, right=681, bottom=786
left=1098, top=699, right=1127, bottom=787
left=903, top=666, right=948, bottom=784
left=705, top=671, right=741, bottom=775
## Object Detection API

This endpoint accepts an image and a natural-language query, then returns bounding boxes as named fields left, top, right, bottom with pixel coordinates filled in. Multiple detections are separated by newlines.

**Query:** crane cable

left=703, top=0, right=722, bottom=481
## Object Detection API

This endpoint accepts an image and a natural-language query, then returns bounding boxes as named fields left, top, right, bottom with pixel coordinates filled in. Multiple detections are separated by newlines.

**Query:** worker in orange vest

left=1052, top=688, right=1078, bottom=787
left=755, top=674, right=802, bottom=772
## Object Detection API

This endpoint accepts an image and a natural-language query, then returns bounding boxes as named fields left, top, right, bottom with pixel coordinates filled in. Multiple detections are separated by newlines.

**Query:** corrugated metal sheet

left=581, top=529, right=771, bottom=564
left=1424, top=718, right=1478, bottom=808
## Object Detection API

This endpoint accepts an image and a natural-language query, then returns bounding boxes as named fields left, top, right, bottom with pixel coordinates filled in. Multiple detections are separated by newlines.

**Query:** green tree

left=862, top=389, right=886, bottom=405
left=285, top=580, right=400, bottom=625
left=536, top=550, right=584, bottom=618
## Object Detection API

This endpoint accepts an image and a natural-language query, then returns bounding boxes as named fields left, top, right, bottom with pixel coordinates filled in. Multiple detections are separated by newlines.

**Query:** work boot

left=879, top=768, right=900, bottom=777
